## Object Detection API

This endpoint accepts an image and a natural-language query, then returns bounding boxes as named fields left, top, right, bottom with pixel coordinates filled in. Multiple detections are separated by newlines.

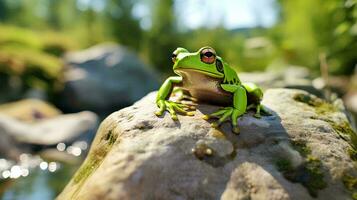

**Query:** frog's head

left=172, top=47, right=225, bottom=78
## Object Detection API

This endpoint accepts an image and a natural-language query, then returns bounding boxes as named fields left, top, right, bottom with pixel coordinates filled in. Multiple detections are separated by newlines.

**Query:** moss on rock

left=343, top=173, right=357, bottom=200
left=293, top=93, right=337, bottom=115
left=73, top=130, right=118, bottom=184
left=291, top=140, right=312, bottom=157
left=275, top=140, right=327, bottom=197
left=293, top=92, right=357, bottom=199
left=294, top=93, right=357, bottom=157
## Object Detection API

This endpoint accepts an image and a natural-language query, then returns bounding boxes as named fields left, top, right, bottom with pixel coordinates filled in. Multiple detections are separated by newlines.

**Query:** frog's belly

left=177, top=69, right=232, bottom=105
left=184, top=84, right=232, bottom=105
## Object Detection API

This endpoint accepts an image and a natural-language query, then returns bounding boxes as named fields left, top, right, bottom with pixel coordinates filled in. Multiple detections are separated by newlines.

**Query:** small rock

left=0, top=111, right=98, bottom=145
left=0, top=99, right=62, bottom=122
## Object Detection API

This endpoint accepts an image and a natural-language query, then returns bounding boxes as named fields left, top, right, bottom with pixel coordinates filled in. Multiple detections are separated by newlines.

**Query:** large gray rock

left=59, top=44, right=160, bottom=114
left=240, top=66, right=322, bottom=97
left=58, top=89, right=357, bottom=200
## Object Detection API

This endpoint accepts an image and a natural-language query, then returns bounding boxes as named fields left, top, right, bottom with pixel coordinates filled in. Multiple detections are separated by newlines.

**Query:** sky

left=174, top=0, right=278, bottom=29
left=81, top=0, right=279, bottom=30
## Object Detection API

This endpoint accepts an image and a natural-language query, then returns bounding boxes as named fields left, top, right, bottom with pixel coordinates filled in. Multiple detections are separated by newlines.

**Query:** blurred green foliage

left=0, top=0, right=356, bottom=82
left=275, top=0, right=357, bottom=75
left=0, top=25, right=78, bottom=101
left=106, top=0, right=143, bottom=50
left=144, top=0, right=180, bottom=74
left=0, top=0, right=280, bottom=76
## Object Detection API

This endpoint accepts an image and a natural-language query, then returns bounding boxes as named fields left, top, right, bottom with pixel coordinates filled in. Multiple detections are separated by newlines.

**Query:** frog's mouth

left=174, top=68, right=224, bottom=79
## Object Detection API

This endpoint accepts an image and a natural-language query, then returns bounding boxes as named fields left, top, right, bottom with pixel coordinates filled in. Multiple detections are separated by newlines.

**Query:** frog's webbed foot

left=203, top=107, right=242, bottom=134
left=155, top=100, right=194, bottom=120
left=261, top=104, right=272, bottom=116
left=177, top=94, right=198, bottom=103
left=253, top=104, right=271, bottom=118
left=254, top=104, right=262, bottom=118
left=175, top=95, right=197, bottom=111
left=254, top=113, right=261, bottom=118
left=172, top=88, right=198, bottom=103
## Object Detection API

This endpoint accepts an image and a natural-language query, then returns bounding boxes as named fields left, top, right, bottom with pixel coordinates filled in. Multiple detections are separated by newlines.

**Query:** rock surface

left=58, top=89, right=357, bottom=200
left=58, top=44, right=160, bottom=115
left=0, top=111, right=98, bottom=145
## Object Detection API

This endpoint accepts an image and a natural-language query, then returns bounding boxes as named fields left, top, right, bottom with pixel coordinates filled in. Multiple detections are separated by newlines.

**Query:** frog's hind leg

left=242, top=82, right=264, bottom=118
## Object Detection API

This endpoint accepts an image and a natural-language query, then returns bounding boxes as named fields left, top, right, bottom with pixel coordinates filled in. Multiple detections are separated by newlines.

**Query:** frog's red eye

left=200, top=48, right=216, bottom=64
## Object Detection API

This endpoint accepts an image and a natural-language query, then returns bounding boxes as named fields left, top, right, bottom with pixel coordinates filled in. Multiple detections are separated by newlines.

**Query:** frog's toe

left=254, top=113, right=261, bottom=118
left=181, top=106, right=193, bottom=111
left=202, top=115, right=210, bottom=120
left=172, top=103, right=195, bottom=117
left=211, top=122, right=219, bottom=128
left=186, top=111, right=195, bottom=116
left=190, top=96, right=198, bottom=102
left=171, top=114, right=178, bottom=120
left=232, top=126, right=240, bottom=134
left=177, top=102, right=196, bottom=109
left=154, top=111, right=163, bottom=116
left=189, top=106, right=196, bottom=110
left=155, top=102, right=166, bottom=116
left=179, top=94, right=198, bottom=102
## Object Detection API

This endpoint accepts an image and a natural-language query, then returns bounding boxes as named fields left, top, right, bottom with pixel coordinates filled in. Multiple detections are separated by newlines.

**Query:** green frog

left=155, top=46, right=268, bottom=134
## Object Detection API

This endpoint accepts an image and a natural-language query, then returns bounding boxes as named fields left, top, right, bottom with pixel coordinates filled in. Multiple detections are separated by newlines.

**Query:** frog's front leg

left=155, top=76, right=194, bottom=120
left=203, top=84, right=247, bottom=134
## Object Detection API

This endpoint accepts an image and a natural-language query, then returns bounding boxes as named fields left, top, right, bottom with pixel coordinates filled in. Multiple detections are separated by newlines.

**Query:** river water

left=0, top=141, right=89, bottom=200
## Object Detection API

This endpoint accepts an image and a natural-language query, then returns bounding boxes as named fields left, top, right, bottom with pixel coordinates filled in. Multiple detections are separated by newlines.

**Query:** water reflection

left=0, top=162, right=79, bottom=200
left=56, top=143, right=66, bottom=152
left=0, top=140, right=89, bottom=200
left=48, top=162, right=57, bottom=173
left=39, top=162, right=48, bottom=171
